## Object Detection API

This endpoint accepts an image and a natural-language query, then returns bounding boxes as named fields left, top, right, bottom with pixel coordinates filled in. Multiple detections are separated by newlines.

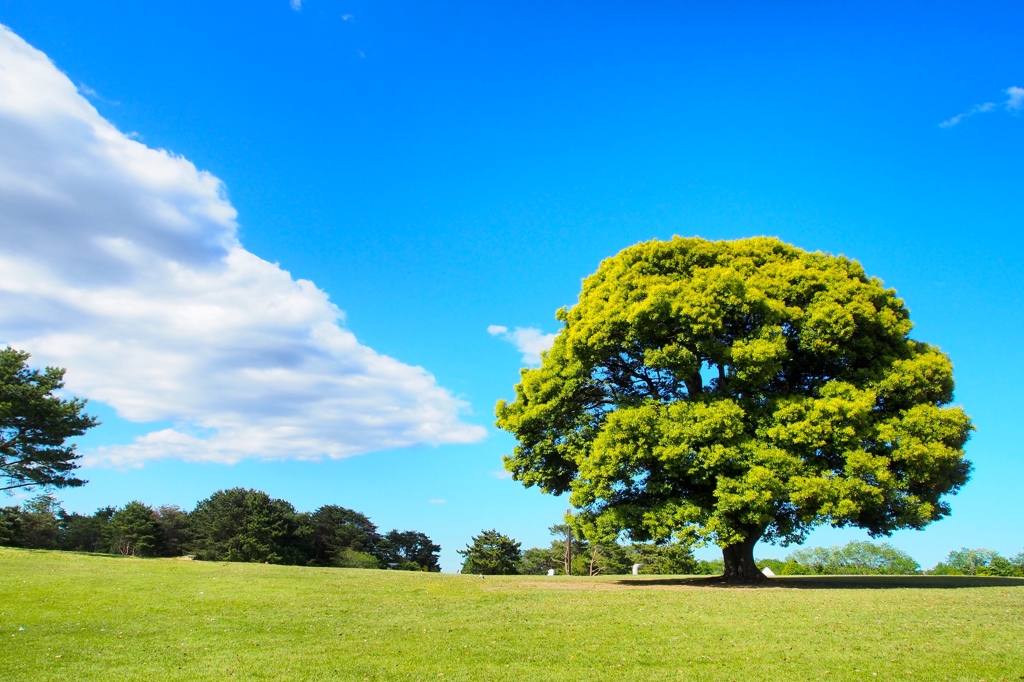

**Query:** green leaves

left=0, top=347, right=98, bottom=492
left=109, top=501, right=161, bottom=556
left=458, top=529, right=522, bottom=575
left=496, top=237, right=973, bottom=560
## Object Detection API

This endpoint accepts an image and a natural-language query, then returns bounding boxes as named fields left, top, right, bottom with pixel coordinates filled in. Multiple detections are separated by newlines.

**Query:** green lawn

left=2, top=548, right=1022, bottom=681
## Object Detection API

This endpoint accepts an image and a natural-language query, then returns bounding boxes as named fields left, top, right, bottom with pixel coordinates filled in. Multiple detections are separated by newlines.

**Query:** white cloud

left=290, top=0, right=302, bottom=10
left=491, top=470, right=513, bottom=479
left=0, top=25, right=486, bottom=467
left=1006, top=86, right=1024, bottom=112
left=488, top=325, right=557, bottom=366
left=428, top=499, right=446, bottom=504
left=940, top=86, right=1024, bottom=127
left=939, top=101, right=995, bottom=128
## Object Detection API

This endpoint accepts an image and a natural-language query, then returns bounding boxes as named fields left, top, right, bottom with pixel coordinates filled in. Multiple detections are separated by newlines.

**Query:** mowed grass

left=2, top=548, right=1023, bottom=681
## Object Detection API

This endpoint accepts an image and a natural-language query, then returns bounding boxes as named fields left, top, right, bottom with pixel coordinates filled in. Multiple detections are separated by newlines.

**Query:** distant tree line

left=0, top=488, right=440, bottom=571
left=929, top=548, right=1024, bottom=577
left=758, top=542, right=1024, bottom=577
left=460, top=526, right=725, bottom=576
left=758, top=541, right=922, bottom=575
left=460, top=527, right=1024, bottom=578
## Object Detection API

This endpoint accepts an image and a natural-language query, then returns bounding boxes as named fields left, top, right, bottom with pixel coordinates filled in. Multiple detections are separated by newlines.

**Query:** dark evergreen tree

left=109, top=501, right=162, bottom=556
left=154, top=505, right=189, bottom=557
left=305, top=505, right=381, bottom=567
left=458, top=529, right=521, bottom=575
left=0, top=348, right=98, bottom=492
left=16, top=494, right=61, bottom=549
left=188, top=488, right=299, bottom=563
left=377, top=530, right=441, bottom=571
left=58, top=507, right=113, bottom=552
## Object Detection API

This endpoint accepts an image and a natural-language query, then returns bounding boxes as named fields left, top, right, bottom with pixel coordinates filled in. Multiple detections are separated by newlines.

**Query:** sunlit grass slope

left=2, top=548, right=1022, bottom=681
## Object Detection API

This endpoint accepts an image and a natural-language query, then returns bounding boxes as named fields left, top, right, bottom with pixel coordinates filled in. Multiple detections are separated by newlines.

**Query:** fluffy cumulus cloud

left=487, top=325, right=557, bottom=366
left=940, top=86, right=1024, bottom=127
left=0, top=25, right=485, bottom=466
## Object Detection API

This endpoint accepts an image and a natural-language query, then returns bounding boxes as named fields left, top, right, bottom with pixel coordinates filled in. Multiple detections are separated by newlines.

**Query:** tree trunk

left=721, top=533, right=766, bottom=583
left=563, top=523, right=572, bottom=576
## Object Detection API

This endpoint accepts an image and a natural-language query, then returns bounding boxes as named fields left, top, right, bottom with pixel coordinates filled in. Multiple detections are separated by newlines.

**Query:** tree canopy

left=306, top=505, right=381, bottom=567
left=109, top=501, right=162, bottom=556
left=785, top=540, right=920, bottom=575
left=496, top=237, right=973, bottom=581
left=1, top=490, right=442, bottom=569
left=0, top=347, right=98, bottom=493
left=188, top=488, right=301, bottom=564
left=378, top=530, right=442, bottom=572
left=458, top=529, right=522, bottom=575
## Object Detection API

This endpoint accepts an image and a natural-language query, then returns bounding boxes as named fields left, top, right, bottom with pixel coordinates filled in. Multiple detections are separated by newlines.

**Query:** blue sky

left=0, top=1, right=1021, bottom=571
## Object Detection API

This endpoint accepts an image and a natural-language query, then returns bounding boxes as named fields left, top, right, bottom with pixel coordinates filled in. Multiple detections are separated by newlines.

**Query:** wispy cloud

left=487, top=325, right=557, bottom=366
left=940, top=86, right=1023, bottom=127
left=939, top=101, right=995, bottom=128
left=428, top=498, right=446, bottom=504
left=78, top=82, right=119, bottom=106
left=0, top=25, right=486, bottom=467
left=491, top=470, right=513, bottom=480
left=290, top=0, right=302, bottom=11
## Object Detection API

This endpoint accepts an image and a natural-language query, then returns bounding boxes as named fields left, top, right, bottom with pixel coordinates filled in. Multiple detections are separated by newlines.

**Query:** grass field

left=2, top=548, right=1022, bottom=681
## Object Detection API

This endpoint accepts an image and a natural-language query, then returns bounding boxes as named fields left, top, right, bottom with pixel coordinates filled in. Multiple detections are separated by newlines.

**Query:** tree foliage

left=305, top=505, right=381, bottom=567
left=58, top=507, right=114, bottom=553
left=154, top=505, right=190, bottom=557
left=109, top=501, right=162, bottom=556
left=0, top=348, right=98, bottom=492
left=15, top=494, right=61, bottom=549
left=518, top=546, right=559, bottom=575
left=931, top=548, right=1024, bottom=577
left=187, top=488, right=303, bottom=564
left=0, top=489, right=442, bottom=570
left=378, top=530, right=442, bottom=572
left=625, top=541, right=703, bottom=575
left=779, top=540, right=920, bottom=575
left=458, top=529, right=522, bottom=575
left=496, top=237, right=973, bottom=580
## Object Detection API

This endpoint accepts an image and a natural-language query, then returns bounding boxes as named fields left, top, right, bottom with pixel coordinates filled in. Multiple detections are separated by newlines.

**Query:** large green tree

left=458, top=529, right=522, bottom=575
left=377, top=530, right=442, bottom=571
left=188, top=488, right=300, bottom=564
left=496, top=237, right=972, bottom=581
left=109, top=501, right=162, bottom=556
left=304, top=505, right=381, bottom=567
left=0, top=348, right=98, bottom=492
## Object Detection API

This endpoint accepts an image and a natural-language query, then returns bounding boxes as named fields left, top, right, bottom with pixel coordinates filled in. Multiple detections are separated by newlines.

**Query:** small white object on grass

left=762, top=567, right=775, bottom=577
left=479, top=574, right=484, bottom=579
left=547, top=569, right=555, bottom=576
left=632, top=563, right=641, bottom=576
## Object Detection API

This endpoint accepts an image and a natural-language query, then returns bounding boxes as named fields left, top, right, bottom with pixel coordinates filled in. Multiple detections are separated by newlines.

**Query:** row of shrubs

left=0, top=489, right=441, bottom=571
left=461, top=528, right=1024, bottom=577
